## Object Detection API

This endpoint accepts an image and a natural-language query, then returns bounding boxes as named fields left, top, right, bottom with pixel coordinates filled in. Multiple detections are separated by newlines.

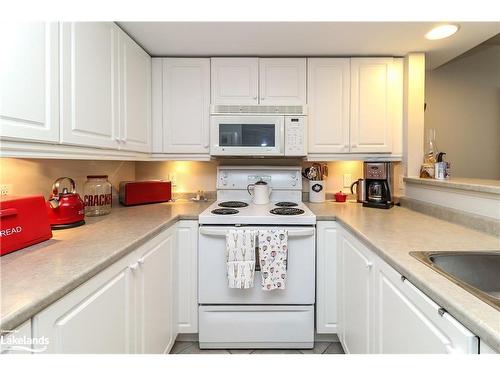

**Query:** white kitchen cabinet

left=337, top=223, right=479, bottom=354
left=0, top=22, right=59, bottom=143
left=316, top=221, right=338, bottom=334
left=135, top=226, right=176, bottom=354
left=338, top=227, right=374, bottom=354
left=154, top=58, right=210, bottom=155
left=373, top=258, right=478, bottom=354
left=175, top=220, right=199, bottom=334
left=259, top=58, right=306, bottom=105
left=118, top=29, right=151, bottom=153
left=32, top=251, right=137, bottom=354
left=32, top=225, right=178, bottom=354
left=307, top=58, right=350, bottom=154
left=211, top=58, right=259, bottom=105
left=0, top=320, right=32, bottom=354
left=350, top=58, right=402, bottom=153
left=60, top=22, right=120, bottom=149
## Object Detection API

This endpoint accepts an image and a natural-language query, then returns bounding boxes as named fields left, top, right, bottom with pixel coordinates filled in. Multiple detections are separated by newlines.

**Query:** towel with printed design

left=258, top=229, right=288, bottom=290
left=225, top=230, right=256, bottom=289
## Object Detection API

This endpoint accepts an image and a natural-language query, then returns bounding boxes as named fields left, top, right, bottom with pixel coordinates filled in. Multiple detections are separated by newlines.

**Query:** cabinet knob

left=129, top=262, right=139, bottom=271
left=253, top=96, right=258, bottom=100
left=366, top=261, right=373, bottom=269
left=138, top=258, right=145, bottom=265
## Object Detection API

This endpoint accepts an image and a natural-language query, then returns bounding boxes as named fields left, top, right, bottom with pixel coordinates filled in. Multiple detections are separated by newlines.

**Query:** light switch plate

left=343, top=174, right=352, bottom=188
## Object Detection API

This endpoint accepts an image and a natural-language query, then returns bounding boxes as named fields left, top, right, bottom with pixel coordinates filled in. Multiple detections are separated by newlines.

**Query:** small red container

left=0, top=195, right=52, bottom=256
left=119, top=180, right=172, bottom=206
left=334, top=191, right=347, bottom=203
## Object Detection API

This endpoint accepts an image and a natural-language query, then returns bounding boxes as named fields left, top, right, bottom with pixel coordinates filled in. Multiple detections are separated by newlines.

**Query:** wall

left=135, top=159, right=364, bottom=195
left=1, top=158, right=403, bottom=200
left=0, top=158, right=135, bottom=198
left=424, top=43, right=500, bottom=179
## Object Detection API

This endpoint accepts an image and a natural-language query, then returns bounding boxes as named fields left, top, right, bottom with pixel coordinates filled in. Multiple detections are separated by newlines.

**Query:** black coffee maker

left=362, top=162, right=393, bottom=209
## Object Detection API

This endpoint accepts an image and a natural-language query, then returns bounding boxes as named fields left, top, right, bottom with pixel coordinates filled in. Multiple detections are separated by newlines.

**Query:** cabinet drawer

left=199, top=305, right=314, bottom=349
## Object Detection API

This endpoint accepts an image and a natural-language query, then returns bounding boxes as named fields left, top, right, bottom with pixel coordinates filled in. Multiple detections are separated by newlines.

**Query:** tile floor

left=170, top=341, right=345, bottom=354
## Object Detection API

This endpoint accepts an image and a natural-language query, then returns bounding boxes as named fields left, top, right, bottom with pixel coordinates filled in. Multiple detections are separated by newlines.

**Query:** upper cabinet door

left=163, top=58, right=210, bottom=154
left=0, top=22, right=59, bottom=142
left=211, top=58, right=258, bottom=105
left=350, top=58, right=399, bottom=153
left=60, top=22, right=119, bottom=149
left=307, top=58, right=350, bottom=154
left=259, top=58, right=306, bottom=105
left=119, top=30, right=151, bottom=153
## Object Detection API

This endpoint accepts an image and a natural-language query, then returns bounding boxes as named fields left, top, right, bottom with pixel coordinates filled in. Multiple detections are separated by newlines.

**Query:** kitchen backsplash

left=0, top=158, right=135, bottom=198
left=1, top=158, right=402, bottom=199
left=136, top=160, right=366, bottom=194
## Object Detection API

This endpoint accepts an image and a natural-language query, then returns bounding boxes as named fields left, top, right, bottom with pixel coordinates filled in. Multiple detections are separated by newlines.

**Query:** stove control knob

left=292, top=180, right=297, bottom=187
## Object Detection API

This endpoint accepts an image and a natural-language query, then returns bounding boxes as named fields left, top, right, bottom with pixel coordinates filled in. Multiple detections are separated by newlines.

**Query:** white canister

left=309, top=180, right=325, bottom=203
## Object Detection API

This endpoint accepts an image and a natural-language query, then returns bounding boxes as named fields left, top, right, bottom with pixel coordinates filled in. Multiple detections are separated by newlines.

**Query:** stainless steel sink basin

left=410, top=251, right=500, bottom=311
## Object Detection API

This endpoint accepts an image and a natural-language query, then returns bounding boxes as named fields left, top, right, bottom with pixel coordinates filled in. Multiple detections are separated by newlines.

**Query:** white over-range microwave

left=209, top=105, right=307, bottom=157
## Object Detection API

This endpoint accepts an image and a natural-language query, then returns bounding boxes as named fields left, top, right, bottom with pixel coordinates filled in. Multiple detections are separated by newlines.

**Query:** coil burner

left=218, top=201, right=249, bottom=208
left=269, top=207, right=305, bottom=216
left=211, top=208, right=239, bottom=215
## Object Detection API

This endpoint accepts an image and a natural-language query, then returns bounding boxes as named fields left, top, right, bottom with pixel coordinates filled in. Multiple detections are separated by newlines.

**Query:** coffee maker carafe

left=362, top=162, right=393, bottom=209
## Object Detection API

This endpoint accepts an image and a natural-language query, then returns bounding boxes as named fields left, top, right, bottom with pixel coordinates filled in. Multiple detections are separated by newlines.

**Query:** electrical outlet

left=1, top=184, right=12, bottom=198
left=169, top=174, right=177, bottom=187
left=343, top=174, right=352, bottom=188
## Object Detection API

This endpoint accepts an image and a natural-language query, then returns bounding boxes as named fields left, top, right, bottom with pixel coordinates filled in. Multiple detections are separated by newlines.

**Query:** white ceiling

left=118, top=22, right=500, bottom=69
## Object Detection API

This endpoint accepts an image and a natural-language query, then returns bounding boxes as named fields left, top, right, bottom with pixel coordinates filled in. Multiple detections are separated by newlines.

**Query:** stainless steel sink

left=410, top=251, right=500, bottom=311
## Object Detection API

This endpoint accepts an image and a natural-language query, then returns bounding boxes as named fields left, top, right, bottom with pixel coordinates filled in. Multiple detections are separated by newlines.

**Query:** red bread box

left=119, top=180, right=172, bottom=206
left=0, top=195, right=53, bottom=256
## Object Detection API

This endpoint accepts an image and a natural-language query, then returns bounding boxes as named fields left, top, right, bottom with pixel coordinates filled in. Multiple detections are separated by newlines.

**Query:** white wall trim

left=405, top=182, right=500, bottom=220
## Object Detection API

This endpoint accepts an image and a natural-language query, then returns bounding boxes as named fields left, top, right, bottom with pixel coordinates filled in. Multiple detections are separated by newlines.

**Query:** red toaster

left=119, top=180, right=172, bottom=206
left=0, top=195, right=53, bottom=256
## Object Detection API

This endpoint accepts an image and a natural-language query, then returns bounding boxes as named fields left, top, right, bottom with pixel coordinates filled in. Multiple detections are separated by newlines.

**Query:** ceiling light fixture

left=425, top=24, right=459, bottom=40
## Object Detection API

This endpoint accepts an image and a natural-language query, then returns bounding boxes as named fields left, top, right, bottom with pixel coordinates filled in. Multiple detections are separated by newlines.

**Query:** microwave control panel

left=284, top=116, right=307, bottom=157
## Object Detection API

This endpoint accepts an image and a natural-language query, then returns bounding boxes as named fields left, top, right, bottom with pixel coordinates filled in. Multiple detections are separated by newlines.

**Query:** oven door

left=210, top=115, right=285, bottom=156
left=198, top=226, right=315, bottom=304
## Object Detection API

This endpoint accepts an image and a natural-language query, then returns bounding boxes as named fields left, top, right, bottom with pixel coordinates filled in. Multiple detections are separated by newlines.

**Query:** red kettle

left=46, top=177, right=85, bottom=229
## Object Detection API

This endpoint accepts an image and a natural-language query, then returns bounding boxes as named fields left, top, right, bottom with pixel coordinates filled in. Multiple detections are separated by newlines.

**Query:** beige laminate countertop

left=0, top=200, right=211, bottom=334
left=306, top=201, right=500, bottom=352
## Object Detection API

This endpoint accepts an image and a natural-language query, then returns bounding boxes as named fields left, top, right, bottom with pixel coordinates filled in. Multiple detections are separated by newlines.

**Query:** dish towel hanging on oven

left=258, top=229, right=288, bottom=290
left=225, top=230, right=256, bottom=289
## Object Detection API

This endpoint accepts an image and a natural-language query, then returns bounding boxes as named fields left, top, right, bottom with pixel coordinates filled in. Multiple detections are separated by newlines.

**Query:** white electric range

left=198, top=166, right=316, bottom=349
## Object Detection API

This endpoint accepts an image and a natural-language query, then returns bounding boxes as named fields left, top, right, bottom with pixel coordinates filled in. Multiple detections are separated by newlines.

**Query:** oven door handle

left=199, top=227, right=315, bottom=237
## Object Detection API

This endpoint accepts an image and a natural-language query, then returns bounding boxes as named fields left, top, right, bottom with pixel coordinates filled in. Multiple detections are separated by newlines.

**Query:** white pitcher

left=247, top=180, right=272, bottom=205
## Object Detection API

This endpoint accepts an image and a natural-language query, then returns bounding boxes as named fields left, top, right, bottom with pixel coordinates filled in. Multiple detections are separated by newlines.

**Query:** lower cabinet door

left=373, top=259, right=478, bottom=354
left=32, top=253, right=136, bottom=354
left=339, top=229, right=373, bottom=354
left=316, top=221, right=338, bottom=333
left=176, top=220, right=198, bottom=334
left=136, top=227, right=175, bottom=354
